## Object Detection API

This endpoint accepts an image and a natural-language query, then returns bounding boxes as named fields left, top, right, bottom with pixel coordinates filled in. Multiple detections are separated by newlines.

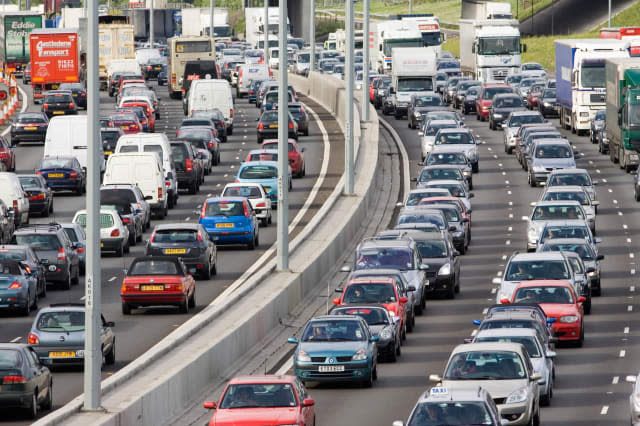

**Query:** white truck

left=461, top=0, right=513, bottom=19
left=459, top=19, right=523, bottom=82
left=59, top=8, right=85, bottom=29
left=370, top=20, right=423, bottom=75
left=99, top=24, right=136, bottom=90
left=180, top=8, right=231, bottom=40
left=390, top=47, right=437, bottom=118
left=399, top=15, right=444, bottom=56
left=244, top=7, right=289, bottom=49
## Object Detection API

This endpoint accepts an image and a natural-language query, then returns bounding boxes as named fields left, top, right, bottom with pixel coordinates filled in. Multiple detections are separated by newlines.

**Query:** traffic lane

left=309, top=107, right=639, bottom=425
left=0, top=84, right=331, bottom=423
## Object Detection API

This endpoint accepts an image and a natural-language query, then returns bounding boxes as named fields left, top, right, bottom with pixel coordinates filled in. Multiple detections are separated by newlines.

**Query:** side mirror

left=594, top=237, right=602, bottom=244
left=203, top=401, right=217, bottom=409
left=591, top=200, right=600, bottom=206
left=592, top=180, right=599, bottom=185
left=287, top=337, right=299, bottom=344
left=463, top=337, right=473, bottom=343
left=419, top=263, right=429, bottom=270
left=400, top=296, right=408, bottom=304
left=392, top=421, right=405, bottom=426
left=627, top=375, right=638, bottom=383
left=492, top=277, right=502, bottom=285
left=410, top=177, right=418, bottom=182
left=407, top=285, right=416, bottom=292
left=521, top=216, right=530, bottom=222
left=156, top=112, right=160, bottom=119
left=530, top=373, right=542, bottom=381
left=530, top=201, right=537, bottom=207
left=105, top=321, right=115, bottom=327
left=546, top=350, right=557, bottom=358
left=418, top=132, right=423, bottom=136
left=618, top=112, right=622, bottom=126
left=597, top=254, right=604, bottom=260
left=390, top=87, right=395, bottom=94
left=334, top=287, right=343, bottom=293
left=500, top=298, right=510, bottom=304
left=586, top=267, right=596, bottom=273
left=370, top=335, right=379, bottom=342
left=473, top=319, right=482, bottom=325
left=453, top=250, right=460, bottom=257
left=468, top=193, right=474, bottom=198
left=144, top=195, right=153, bottom=200
left=577, top=296, right=586, bottom=303
left=340, top=265, right=351, bottom=272
left=332, top=297, right=341, bottom=305
left=302, top=398, right=315, bottom=407
left=448, top=226, right=456, bottom=232
left=256, top=117, right=260, bottom=121
left=429, top=374, right=442, bottom=383
left=471, top=44, right=475, bottom=54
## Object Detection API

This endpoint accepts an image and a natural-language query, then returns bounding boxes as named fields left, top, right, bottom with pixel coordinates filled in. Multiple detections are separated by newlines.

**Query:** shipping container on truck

left=99, top=23, right=135, bottom=90
left=122, top=8, right=180, bottom=41
left=0, top=11, right=43, bottom=75
left=29, top=28, right=79, bottom=103
left=600, top=27, right=640, bottom=57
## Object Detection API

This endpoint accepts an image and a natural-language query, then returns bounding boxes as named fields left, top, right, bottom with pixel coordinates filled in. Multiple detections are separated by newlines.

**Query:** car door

left=100, top=314, right=114, bottom=354
left=394, top=279, right=407, bottom=324
left=60, top=231, right=79, bottom=272
left=25, top=347, right=48, bottom=402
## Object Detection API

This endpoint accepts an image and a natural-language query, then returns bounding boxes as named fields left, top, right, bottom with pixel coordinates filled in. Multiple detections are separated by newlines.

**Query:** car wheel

left=540, top=382, right=552, bottom=406
left=61, top=274, right=71, bottom=291
left=201, top=262, right=211, bottom=280
left=105, top=340, right=116, bottom=365
left=362, top=368, right=373, bottom=388
left=576, top=326, right=584, bottom=347
left=472, top=162, right=478, bottom=173
left=121, top=302, right=131, bottom=315
left=129, top=232, right=136, bottom=247
left=49, top=202, right=54, bottom=214
left=71, top=266, right=79, bottom=285
left=179, top=296, right=189, bottom=313
left=584, top=295, right=592, bottom=315
left=115, top=243, right=123, bottom=257
left=261, top=218, right=268, bottom=227
left=447, top=284, right=455, bottom=299
left=189, top=287, right=196, bottom=309
left=21, top=293, right=31, bottom=316
left=39, top=278, right=47, bottom=298
left=406, top=313, right=413, bottom=332
left=27, top=390, right=38, bottom=419
left=455, top=277, right=460, bottom=294
left=247, top=233, right=256, bottom=250
left=43, top=381, right=53, bottom=410
left=211, top=261, right=217, bottom=276
left=388, top=343, right=398, bottom=362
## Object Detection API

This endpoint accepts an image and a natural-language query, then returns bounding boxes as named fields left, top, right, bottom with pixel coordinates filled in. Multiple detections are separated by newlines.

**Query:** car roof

left=532, top=139, right=570, bottom=146
left=548, top=168, right=589, bottom=175
left=544, top=185, right=585, bottom=193
left=511, top=110, right=543, bottom=116
left=534, top=200, right=581, bottom=206
left=310, top=315, right=362, bottom=322
left=152, top=223, right=200, bottom=231
left=424, top=179, right=465, bottom=186
left=358, top=238, right=413, bottom=249
left=541, top=220, right=590, bottom=227
left=475, top=328, right=538, bottom=338
left=426, top=119, right=458, bottom=125
left=510, top=251, right=566, bottom=261
left=451, top=341, right=525, bottom=354
left=436, top=128, right=471, bottom=134
left=37, top=303, right=86, bottom=314
left=422, top=164, right=465, bottom=170
left=240, top=160, right=278, bottom=167
left=227, top=375, right=296, bottom=385
left=515, top=279, right=573, bottom=288
left=205, top=196, right=247, bottom=203
left=418, top=386, right=490, bottom=403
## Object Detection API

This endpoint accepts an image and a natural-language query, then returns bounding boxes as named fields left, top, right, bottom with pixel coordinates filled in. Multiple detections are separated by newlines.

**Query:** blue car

left=288, top=315, right=379, bottom=386
left=0, top=259, right=38, bottom=316
left=198, top=197, right=259, bottom=250
left=236, top=160, right=291, bottom=203
left=35, top=156, right=86, bottom=195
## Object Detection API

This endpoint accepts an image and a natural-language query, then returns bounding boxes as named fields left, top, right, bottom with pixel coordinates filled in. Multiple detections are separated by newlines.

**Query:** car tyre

left=105, top=340, right=116, bottom=365
left=179, top=296, right=189, bottom=313
left=201, top=262, right=211, bottom=280
left=540, top=383, right=552, bottom=406
left=115, top=243, right=123, bottom=257
left=472, top=163, right=478, bottom=173
left=189, top=287, right=196, bottom=309
left=388, top=344, right=397, bottom=363
left=71, top=266, right=79, bottom=285
left=121, top=302, right=131, bottom=315
left=261, top=218, right=268, bottom=226
left=447, top=284, right=455, bottom=299
left=61, top=274, right=71, bottom=291
left=27, top=391, right=38, bottom=419
left=362, top=368, right=373, bottom=388
left=576, top=326, right=584, bottom=347
left=43, top=381, right=53, bottom=410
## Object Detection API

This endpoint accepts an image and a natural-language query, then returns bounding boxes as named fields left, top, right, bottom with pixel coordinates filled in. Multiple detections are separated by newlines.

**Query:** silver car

left=628, top=373, right=640, bottom=425
left=502, top=110, right=545, bottom=154
left=419, top=119, right=459, bottom=161
left=433, top=127, right=479, bottom=172
left=524, top=200, right=590, bottom=250
left=539, top=185, right=598, bottom=225
left=546, top=168, right=598, bottom=203
left=526, top=139, right=576, bottom=187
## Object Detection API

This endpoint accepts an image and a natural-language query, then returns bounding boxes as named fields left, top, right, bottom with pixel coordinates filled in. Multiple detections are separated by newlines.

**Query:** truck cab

left=390, top=47, right=437, bottom=119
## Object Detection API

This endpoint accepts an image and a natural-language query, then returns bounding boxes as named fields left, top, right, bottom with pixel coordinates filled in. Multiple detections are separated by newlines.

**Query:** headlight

left=528, top=228, right=537, bottom=242
left=532, top=166, right=546, bottom=172
left=587, top=270, right=598, bottom=277
left=453, top=231, right=464, bottom=237
left=414, top=111, right=421, bottom=117
left=631, top=154, right=639, bottom=161
left=438, top=263, right=451, bottom=276
left=463, top=171, right=471, bottom=176
left=506, top=387, right=528, bottom=404
left=493, top=113, right=502, bottom=118
left=543, top=102, right=551, bottom=107
left=379, top=328, right=393, bottom=340
left=559, top=315, right=579, bottom=323
left=580, top=112, right=589, bottom=117
left=378, top=89, right=385, bottom=95
left=352, top=348, right=368, bottom=361
left=297, top=350, right=311, bottom=362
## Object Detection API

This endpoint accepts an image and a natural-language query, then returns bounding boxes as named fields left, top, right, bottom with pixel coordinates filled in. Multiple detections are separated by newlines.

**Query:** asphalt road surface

left=0, top=79, right=344, bottom=424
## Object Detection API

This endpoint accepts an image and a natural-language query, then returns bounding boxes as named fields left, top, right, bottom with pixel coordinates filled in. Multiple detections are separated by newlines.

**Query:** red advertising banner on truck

left=29, top=29, right=78, bottom=84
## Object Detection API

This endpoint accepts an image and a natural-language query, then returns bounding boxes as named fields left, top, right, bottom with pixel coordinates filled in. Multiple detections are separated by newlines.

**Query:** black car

left=418, top=231, right=460, bottom=299
left=489, top=93, right=526, bottom=130
left=590, top=110, right=606, bottom=143
left=407, top=93, right=444, bottom=129
left=101, top=127, right=125, bottom=158
left=170, top=141, right=203, bottom=194
left=372, top=76, right=391, bottom=109
left=0, top=343, right=52, bottom=418
left=18, top=174, right=53, bottom=217
left=57, top=83, right=87, bottom=109
left=35, top=156, right=86, bottom=195
left=538, top=88, right=559, bottom=118
left=462, top=85, right=481, bottom=115
left=596, top=123, right=609, bottom=155
left=186, top=110, right=227, bottom=142
left=0, top=244, right=47, bottom=297
left=145, top=223, right=217, bottom=279
left=10, top=223, right=81, bottom=290
left=141, top=58, right=165, bottom=80
left=288, top=102, right=309, bottom=136
left=257, top=110, right=298, bottom=143
left=10, top=112, right=48, bottom=144
left=452, top=80, right=481, bottom=109
left=157, top=65, right=168, bottom=86
left=248, top=79, right=264, bottom=103
left=42, top=92, right=77, bottom=118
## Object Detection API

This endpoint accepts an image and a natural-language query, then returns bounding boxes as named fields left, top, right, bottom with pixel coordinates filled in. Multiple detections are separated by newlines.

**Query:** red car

left=475, top=83, right=513, bottom=121
left=204, top=375, right=315, bottom=426
left=120, top=256, right=196, bottom=315
left=109, top=113, right=142, bottom=135
left=0, top=135, right=15, bottom=171
left=527, top=83, right=545, bottom=110
left=502, top=280, right=585, bottom=346
left=120, top=101, right=156, bottom=131
left=333, top=278, right=408, bottom=338
left=261, top=139, right=306, bottom=178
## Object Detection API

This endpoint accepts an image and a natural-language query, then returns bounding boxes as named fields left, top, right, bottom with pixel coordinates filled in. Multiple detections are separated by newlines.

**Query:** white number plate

left=318, top=365, right=344, bottom=372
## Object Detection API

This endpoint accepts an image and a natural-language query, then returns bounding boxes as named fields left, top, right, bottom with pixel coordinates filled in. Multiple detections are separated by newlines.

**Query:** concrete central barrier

left=35, top=71, right=378, bottom=426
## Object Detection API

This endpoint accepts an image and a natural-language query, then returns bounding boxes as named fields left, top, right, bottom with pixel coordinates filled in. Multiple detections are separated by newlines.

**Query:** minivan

left=237, top=64, right=270, bottom=98
left=114, top=133, right=178, bottom=208
left=187, top=79, right=235, bottom=135
left=44, top=116, right=106, bottom=173
left=103, top=153, right=168, bottom=218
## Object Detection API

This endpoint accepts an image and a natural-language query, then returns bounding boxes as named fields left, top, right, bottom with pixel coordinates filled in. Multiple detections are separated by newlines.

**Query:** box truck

left=29, top=28, right=79, bottom=103
left=390, top=47, right=437, bottom=118
left=0, top=11, right=43, bottom=75
left=99, top=23, right=135, bottom=90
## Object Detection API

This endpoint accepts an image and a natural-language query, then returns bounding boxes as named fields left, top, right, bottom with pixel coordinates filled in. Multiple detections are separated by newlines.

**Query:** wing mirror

left=429, top=374, right=442, bottom=383
left=448, top=226, right=457, bottom=232
left=419, top=263, right=429, bottom=270
left=577, top=296, right=586, bottom=303
left=591, top=200, right=600, bottom=206
left=287, top=337, right=299, bottom=344
left=492, top=277, right=502, bottom=285
left=473, top=319, right=482, bottom=325
left=406, top=285, right=416, bottom=292
left=597, top=254, right=604, bottom=260
left=370, top=335, right=379, bottom=342
left=340, top=265, right=351, bottom=272
left=332, top=297, right=341, bottom=305
left=203, top=401, right=217, bottom=409
left=530, top=373, right=542, bottom=381
left=546, top=350, right=557, bottom=358
left=400, top=296, right=408, bottom=304
left=302, top=398, right=315, bottom=407
left=500, top=298, right=511, bottom=304
left=468, top=193, right=474, bottom=198
left=105, top=321, right=115, bottom=327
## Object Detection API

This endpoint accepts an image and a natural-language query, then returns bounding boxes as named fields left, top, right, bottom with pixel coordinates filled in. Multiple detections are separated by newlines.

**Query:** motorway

left=272, top=100, right=639, bottom=425
left=0, top=80, right=344, bottom=424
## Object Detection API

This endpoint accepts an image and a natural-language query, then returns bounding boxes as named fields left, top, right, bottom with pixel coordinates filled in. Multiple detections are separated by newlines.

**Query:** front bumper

left=497, top=400, right=533, bottom=425
left=294, top=360, right=372, bottom=382
left=552, top=321, right=582, bottom=341
left=424, top=274, right=454, bottom=294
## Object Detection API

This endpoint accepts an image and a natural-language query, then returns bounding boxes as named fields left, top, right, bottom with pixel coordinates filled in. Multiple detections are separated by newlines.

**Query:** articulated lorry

left=98, top=23, right=135, bottom=90
left=0, top=11, right=43, bottom=75
left=245, top=7, right=289, bottom=49
left=370, top=20, right=423, bottom=75
left=605, top=57, right=640, bottom=171
left=29, top=28, right=79, bottom=103
left=555, top=39, right=629, bottom=136
left=180, top=8, right=231, bottom=40
left=461, top=0, right=513, bottom=19
left=390, top=47, right=437, bottom=118
left=390, top=14, right=444, bottom=56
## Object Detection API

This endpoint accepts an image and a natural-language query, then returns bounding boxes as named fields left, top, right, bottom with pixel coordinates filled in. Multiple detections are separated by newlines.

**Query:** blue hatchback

left=198, top=197, right=259, bottom=250
left=288, top=315, right=379, bottom=386
left=236, top=160, right=290, bottom=203
left=36, top=156, right=85, bottom=195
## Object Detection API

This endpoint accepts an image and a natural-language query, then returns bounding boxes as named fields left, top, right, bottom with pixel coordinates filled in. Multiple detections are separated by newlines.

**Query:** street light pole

left=345, top=0, right=354, bottom=195
left=310, top=0, right=315, bottom=74
left=276, top=0, right=289, bottom=271
left=209, top=0, right=215, bottom=41
left=149, top=0, right=154, bottom=47
left=263, top=0, right=269, bottom=65
left=83, top=0, right=102, bottom=411
left=608, top=0, right=612, bottom=27
left=362, top=0, right=369, bottom=121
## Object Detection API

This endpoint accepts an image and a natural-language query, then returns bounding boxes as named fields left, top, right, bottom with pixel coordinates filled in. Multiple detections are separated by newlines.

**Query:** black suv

left=170, top=141, right=203, bottom=194
left=10, top=223, right=80, bottom=290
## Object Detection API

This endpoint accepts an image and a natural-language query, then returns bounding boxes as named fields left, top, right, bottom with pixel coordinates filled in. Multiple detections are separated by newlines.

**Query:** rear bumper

left=11, top=129, right=46, bottom=141
left=121, top=292, right=187, bottom=305
left=101, top=238, right=125, bottom=251
left=207, top=230, right=254, bottom=244
left=0, top=391, right=33, bottom=408
left=45, top=178, right=82, bottom=190
left=28, top=199, right=49, bottom=214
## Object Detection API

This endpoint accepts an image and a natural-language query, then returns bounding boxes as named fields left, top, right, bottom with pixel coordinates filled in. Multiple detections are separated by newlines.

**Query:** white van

left=44, top=116, right=106, bottom=172
left=237, top=64, right=270, bottom=98
left=0, top=172, right=29, bottom=226
left=103, top=153, right=168, bottom=218
left=187, top=79, right=235, bottom=135
left=113, top=133, right=178, bottom=207
left=268, top=47, right=280, bottom=70
left=107, top=59, right=141, bottom=81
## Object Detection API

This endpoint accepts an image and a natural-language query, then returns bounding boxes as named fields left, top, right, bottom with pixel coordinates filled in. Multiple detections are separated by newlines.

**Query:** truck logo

left=36, top=39, right=73, bottom=57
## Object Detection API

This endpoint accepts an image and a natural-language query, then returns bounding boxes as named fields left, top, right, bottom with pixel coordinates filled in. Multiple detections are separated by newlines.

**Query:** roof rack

left=16, top=222, right=61, bottom=231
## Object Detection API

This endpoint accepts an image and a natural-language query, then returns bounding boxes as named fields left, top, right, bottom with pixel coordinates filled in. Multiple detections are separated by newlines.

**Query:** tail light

left=30, top=193, right=45, bottom=201
left=57, top=247, right=66, bottom=260
left=0, top=151, right=8, bottom=160
left=69, top=171, right=78, bottom=178
left=171, top=73, right=176, bottom=84
left=8, top=281, right=21, bottom=289
left=3, top=375, right=27, bottom=384
left=35, top=171, right=42, bottom=175
left=288, top=122, right=294, bottom=129
left=132, top=124, right=139, bottom=131
left=43, top=103, right=48, bottom=110
left=122, top=217, right=132, bottom=224
left=243, top=201, right=250, bottom=218
left=158, top=187, right=163, bottom=199
left=200, top=203, right=207, bottom=218
left=197, top=229, right=203, bottom=242
left=110, top=229, right=120, bottom=237
left=230, top=109, right=234, bottom=118
left=76, top=247, right=84, bottom=254
left=256, top=202, right=266, bottom=208
left=69, top=103, right=75, bottom=109
left=258, top=123, right=264, bottom=130
left=235, top=179, right=239, bottom=183
left=149, top=228, right=157, bottom=242
left=185, top=158, right=193, bottom=172
left=208, top=141, right=215, bottom=149
left=165, top=181, right=171, bottom=187
left=146, top=65, right=152, bottom=70
left=81, top=92, right=86, bottom=97
left=28, top=333, right=39, bottom=344
left=12, top=200, right=17, bottom=212
left=250, top=90, right=254, bottom=95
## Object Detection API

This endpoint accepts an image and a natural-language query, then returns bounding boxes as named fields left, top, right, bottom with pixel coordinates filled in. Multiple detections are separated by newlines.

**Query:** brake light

left=149, top=228, right=157, bottom=242
left=57, top=247, right=66, bottom=260
left=158, top=187, right=163, bottom=199
left=197, top=229, right=203, bottom=242
left=69, top=171, right=78, bottom=178
left=208, top=141, right=215, bottom=149
left=35, top=171, right=42, bottom=175
left=0, top=151, right=8, bottom=160
left=165, top=181, right=171, bottom=187
left=288, top=122, right=293, bottom=129
left=12, top=200, right=17, bottom=212
left=28, top=333, right=39, bottom=344
left=258, top=123, right=264, bottom=130
left=243, top=201, right=250, bottom=218
left=146, top=65, right=152, bottom=70
left=250, top=90, right=254, bottom=95
left=43, top=103, right=48, bottom=109
left=2, top=375, right=27, bottom=384
left=200, top=203, right=207, bottom=218
left=8, top=281, right=21, bottom=289
left=81, top=92, right=86, bottom=97
left=76, top=247, right=84, bottom=254
left=185, top=158, right=193, bottom=172
left=230, top=109, right=234, bottom=118
left=110, top=229, right=120, bottom=237
left=256, top=202, right=266, bottom=208
left=122, top=217, right=131, bottom=224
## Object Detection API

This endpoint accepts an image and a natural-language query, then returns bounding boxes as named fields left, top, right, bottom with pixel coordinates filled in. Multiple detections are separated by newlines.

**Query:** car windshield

left=248, top=152, right=277, bottom=161
left=494, top=97, right=523, bottom=108
left=239, top=165, right=277, bottom=179
left=179, top=128, right=212, bottom=139
left=408, top=401, right=493, bottom=426
left=427, top=153, right=467, bottom=166
left=540, top=226, right=591, bottom=243
left=444, top=351, right=526, bottom=380
left=153, top=229, right=198, bottom=243
left=398, top=213, right=445, bottom=229
left=420, top=168, right=463, bottom=182
left=405, top=190, right=451, bottom=205
left=475, top=336, right=541, bottom=357
left=413, top=96, right=441, bottom=107
left=344, top=282, right=398, bottom=303
left=483, top=87, right=512, bottom=100
left=0, top=248, right=26, bottom=261
left=542, top=89, right=556, bottom=99
left=301, top=319, right=366, bottom=342
left=219, top=383, right=297, bottom=409
left=466, top=87, right=480, bottom=96
left=37, top=311, right=85, bottom=332
left=19, top=177, right=42, bottom=189
left=542, top=191, right=589, bottom=205
left=355, top=247, right=414, bottom=270
left=426, top=112, right=457, bottom=122
left=129, top=260, right=179, bottom=275
left=426, top=123, right=458, bottom=136
left=505, top=260, right=570, bottom=280
left=0, top=349, right=22, bottom=368
left=514, top=286, right=574, bottom=304
left=435, top=132, right=473, bottom=145
left=509, top=114, right=544, bottom=127
left=542, top=243, right=595, bottom=261
left=535, top=145, right=572, bottom=158
left=532, top=205, right=584, bottom=220
left=14, top=234, right=61, bottom=251
left=101, top=131, right=121, bottom=144
left=547, top=173, right=591, bottom=186
left=18, top=114, right=45, bottom=123
left=332, top=307, right=390, bottom=325
left=40, top=158, right=74, bottom=169
left=416, top=240, right=448, bottom=258
left=426, top=183, right=466, bottom=197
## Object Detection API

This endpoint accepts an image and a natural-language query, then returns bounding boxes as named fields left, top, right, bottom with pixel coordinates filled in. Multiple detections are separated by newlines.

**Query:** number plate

left=24, top=126, right=37, bottom=130
left=53, top=111, right=64, bottom=115
left=215, top=223, right=234, bottom=228
left=48, top=173, right=64, bottom=178
left=154, top=66, right=162, bottom=70
left=100, top=243, right=104, bottom=248
left=318, top=365, right=344, bottom=372
left=164, top=248, right=186, bottom=254
left=268, top=124, right=278, bottom=128
left=122, top=126, right=129, bottom=130
left=104, top=151, right=113, bottom=155
left=49, top=351, right=75, bottom=358
left=141, top=284, right=164, bottom=291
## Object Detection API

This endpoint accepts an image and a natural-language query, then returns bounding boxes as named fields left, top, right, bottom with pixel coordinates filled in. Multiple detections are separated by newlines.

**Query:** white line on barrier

left=378, top=117, right=411, bottom=197
left=275, top=356, right=293, bottom=375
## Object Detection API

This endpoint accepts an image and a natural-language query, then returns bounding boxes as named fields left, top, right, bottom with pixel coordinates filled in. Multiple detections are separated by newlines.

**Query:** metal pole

left=608, top=0, right=611, bottom=27
left=362, top=0, right=369, bottom=121
left=149, top=0, right=154, bottom=47
left=263, top=0, right=269, bottom=64
left=209, top=0, right=214, bottom=40
left=310, top=0, right=315, bottom=73
left=409, top=0, right=412, bottom=15
left=551, top=0, right=554, bottom=36
left=531, top=0, right=533, bottom=35
left=83, top=0, right=101, bottom=411
left=277, top=0, right=289, bottom=271
left=345, top=0, right=354, bottom=195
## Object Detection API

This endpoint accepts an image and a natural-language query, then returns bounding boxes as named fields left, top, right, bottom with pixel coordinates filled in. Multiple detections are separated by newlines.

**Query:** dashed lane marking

left=601, top=406, right=609, bottom=415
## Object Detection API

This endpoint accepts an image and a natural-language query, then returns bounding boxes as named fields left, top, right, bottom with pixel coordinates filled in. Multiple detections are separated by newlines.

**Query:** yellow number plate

left=216, top=223, right=234, bottom=228
left=164, top=248, right=186, bottom=254
left=49, top=351, right=75, bottom=358
left=122, top=126, right=129, bottom=130
left=141, top=284, right=164, bottom=291
left=53, top=111, right=64, bottom=115
left=48, top=173, right=64, bottom=178
left=100, top=243, right=104, bottom=248
left=24, top=126, right=37, bottom=130
left=268, top=124, right=278, bottom=128
left=104, top=151, right=113, bottom=155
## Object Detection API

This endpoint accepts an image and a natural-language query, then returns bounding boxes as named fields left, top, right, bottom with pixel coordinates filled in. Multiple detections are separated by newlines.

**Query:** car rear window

left=19, top=177, right=42, bottom=189
left=44, top=94, right=73, bottom=103
left=101, top=189, right=136, bottom=204
left=262, top=142, right=294, bottom=152
left=239, top=165, right=277, bottom=179
left=101, top=131, right=121, bottom=144
left=39, top=158, right=74, bottom=169
left=18, top=114, right=45, bottom=123
left=63, top=228, right=78, bottom=242
left=248, top=153, right=277, bottom=161
left=74, top=213, right=115, bottom=228
left=153, top=229, right=198, bottom=243
left=0, top=349, right=22, bottom=368
left=143, top=145, right=164, bottom=161
left=37, top=311, right=85, bottom=332
left=223, top=186, right=262, bottom=199
left=205, top=201, right=244, bottom=217
left=14, top=234, right=61, bottom=251
left=179, top=128, right=213, bottom=139
left=182, top=119, right=210, bottom=127
left=171, top=144, right=188, bottom=162
left=129, top=260, right=178, bottom=275
left=0, top=248, right=26, bottom=261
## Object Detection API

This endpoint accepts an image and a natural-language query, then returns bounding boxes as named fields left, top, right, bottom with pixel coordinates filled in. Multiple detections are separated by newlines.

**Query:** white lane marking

left=508, top=202, right=513, bottom=206
left=502, top=255, right=507, bottom=260
left=493, top=154, right=498, bottom=159
left=108, top=276, right=116, bottom=282
left=224, top=174, right=228, bottom=177
left=275, top=356, right=293, bottom=375
left=207, top=193, right=212, bottom=197
left=630, top=253, right=635, bottom=259
left=491, top=287, right=497, bottom=294
left=488, top=147, right=492, bottom=151
left=596, top=169, right=600, bottom=173
left=631, top=286, right=636, bottom=292
left=80, top=295, right=86, bottom=301
left=619, top=212, right=624, bottom=216
left=505, top=180, right=509, bottom=184
left=620, top=350, right=626, bottom=358
left=608, top=188, right=613, bottom=193
left=624, top=327, right=630, bottom=334
left=600, top=406, right=609, bottom=415
left=507, top=190, right=512, bottom=195
left=589, top=160, right=593, bottom=164
left=471, top=329, right=478, bottom=336
left=627, top=238, right=632, bottom=243
left=501, top=171, right=506, bottom=176
left=631, top=270, right=636, bottom=275
left=505, top=240, right=511, bottom=245
left=612, top=376, right=619, bottom=384
left=624, top=224, right=629, bottom=229
left=186, top=217, right=191, bottom=221
left=602, top=178, right=607, bottom=183
left=613, top=199, right=618, bottom=204
left=10, top=337, right=21, bottom=343
left=482, top=308, right=488, bottom=314
left=496, top=271, right=502, bottom=276
left=498, top=163, right=503, bottom=167
left=628, top=305, right=633, bottom=312
left=507, top=226, right=512, bottom=231
left=508, top=213, right=513, bottom=218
